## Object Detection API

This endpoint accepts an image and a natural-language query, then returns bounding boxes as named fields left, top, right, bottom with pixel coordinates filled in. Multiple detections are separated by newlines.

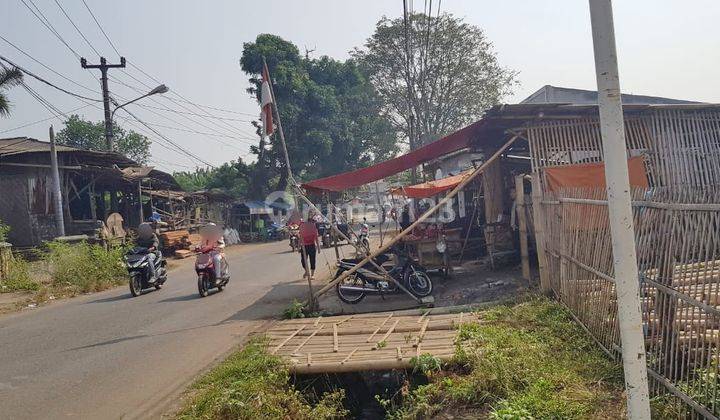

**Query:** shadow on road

left=219, top=279, right=311, bottom=323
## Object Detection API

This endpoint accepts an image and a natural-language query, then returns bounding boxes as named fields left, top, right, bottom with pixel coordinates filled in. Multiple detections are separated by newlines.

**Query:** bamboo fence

left=529, top=109, right=720, bottom=418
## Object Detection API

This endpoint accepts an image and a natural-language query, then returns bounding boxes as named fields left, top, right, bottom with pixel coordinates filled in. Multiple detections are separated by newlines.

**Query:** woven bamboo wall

left=528, top=109, right=720, bottom=418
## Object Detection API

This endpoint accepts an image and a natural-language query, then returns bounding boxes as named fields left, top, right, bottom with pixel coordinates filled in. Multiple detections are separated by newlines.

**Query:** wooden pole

left=331, top=204, right=340, bottom=260
left=374, top=181, right=384, bottom=246
left=515, top=175, right=530, bottom=283
left=264, top=57, right=314, bottom=310
left=530, top=173, right=550, bottom=293
left=311, top=135, right=519, bottom=300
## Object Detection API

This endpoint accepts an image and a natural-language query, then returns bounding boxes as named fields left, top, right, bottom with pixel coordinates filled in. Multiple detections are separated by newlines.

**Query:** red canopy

left=301, top=120, right=485, bottom=192
left=390, top=168, right=473, bottom=199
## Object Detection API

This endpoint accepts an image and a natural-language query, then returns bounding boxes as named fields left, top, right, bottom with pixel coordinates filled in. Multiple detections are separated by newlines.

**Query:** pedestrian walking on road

left=299, top=213, right=320, bottom=279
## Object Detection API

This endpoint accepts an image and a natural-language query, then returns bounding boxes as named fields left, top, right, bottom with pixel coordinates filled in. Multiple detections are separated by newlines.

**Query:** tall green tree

left=0, top=67, right=23, bottom=117
left=240, top=34, right=399, bottom=195
left=56, top=114, right=151, bottom=164
left=353, top=13, right=517, bottom=148
left=173, top=158, right=253, bottom=198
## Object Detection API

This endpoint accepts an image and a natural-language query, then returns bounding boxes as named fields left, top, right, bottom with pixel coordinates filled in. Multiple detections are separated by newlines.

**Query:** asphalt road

left=0, top=240, right=335, bottom=419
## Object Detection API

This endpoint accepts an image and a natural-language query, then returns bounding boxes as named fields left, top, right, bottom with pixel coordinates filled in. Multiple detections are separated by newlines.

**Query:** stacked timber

left=159, top=230, right=203, bottom=258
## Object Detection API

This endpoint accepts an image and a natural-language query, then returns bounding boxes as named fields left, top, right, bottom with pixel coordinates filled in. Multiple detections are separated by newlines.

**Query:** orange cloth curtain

left=544, top=156, right=649, bottom=192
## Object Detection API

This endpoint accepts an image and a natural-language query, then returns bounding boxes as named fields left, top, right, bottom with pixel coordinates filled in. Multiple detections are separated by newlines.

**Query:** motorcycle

left=195, top=245, right=230, bottom=297
left=317, top=221, right=331, bottom=248
left=334, top=246, right=433, bottom=304
left=124, top=247, right=167, bottom=297
left=288, top=223, right=300, bottom=251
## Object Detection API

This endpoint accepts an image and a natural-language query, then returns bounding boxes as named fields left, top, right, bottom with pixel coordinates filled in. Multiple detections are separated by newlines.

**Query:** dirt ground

left=317, top=258, right=530, bottom=315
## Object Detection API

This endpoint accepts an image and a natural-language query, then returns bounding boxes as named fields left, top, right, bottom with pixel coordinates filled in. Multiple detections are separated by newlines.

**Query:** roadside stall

left=390, top=169, right=478, bottom=276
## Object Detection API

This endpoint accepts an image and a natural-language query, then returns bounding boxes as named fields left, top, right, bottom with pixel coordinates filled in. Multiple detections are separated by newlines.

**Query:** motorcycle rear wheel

left=336, top=272, right=367, bottom=304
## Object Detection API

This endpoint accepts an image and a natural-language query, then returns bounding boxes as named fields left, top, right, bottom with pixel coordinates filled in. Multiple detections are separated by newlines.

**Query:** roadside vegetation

left=178, top=298, right=632, bottom=419
left=178, top=338, right=347, bottom=420
left=385, top=298, right=625, bottom=419
left=0, top=238, right=130, bottom=311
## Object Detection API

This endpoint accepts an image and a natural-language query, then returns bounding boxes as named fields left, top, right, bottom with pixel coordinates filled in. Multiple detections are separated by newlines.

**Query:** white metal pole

left=588, top=1, right=651, bottom=418
left=49, top=125, right=66, bottom=237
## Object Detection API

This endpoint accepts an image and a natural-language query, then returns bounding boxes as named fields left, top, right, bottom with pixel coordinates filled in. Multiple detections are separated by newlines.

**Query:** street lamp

left=108, top=84, right=169, bottom=149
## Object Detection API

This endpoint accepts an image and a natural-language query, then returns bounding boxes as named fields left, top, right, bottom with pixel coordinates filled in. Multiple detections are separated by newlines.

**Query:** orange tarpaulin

left=544, top=156, right=649, bottom=192
left=391, top=169, right=474, bottom=199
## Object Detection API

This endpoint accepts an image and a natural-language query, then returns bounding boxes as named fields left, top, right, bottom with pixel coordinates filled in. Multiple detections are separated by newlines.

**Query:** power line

left=116, top=106, right=214, bottom=167
left=80, top=0, right=122, bottom=56
left=0, top=104, right=93, bottom=134
left=0, top=35, right=99, bottom=95
left=108, top=73, right=257, bottom=141
left=52, top=0, right=102, bottom=57
left=0, top=55, right=101, bottom=102
left=18, top=0, right=82, bottom=59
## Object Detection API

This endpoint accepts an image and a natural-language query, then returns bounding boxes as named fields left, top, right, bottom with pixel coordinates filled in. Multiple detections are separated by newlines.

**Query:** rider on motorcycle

left=200, top=223, right=227, bottom=280
left=136, top=222, right=160, bottom=282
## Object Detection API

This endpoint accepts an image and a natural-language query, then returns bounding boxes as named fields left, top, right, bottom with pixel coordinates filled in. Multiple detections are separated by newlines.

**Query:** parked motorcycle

left=124, top=247, right=167, bottom=297
left=288, top=223, right=300, bottom=251
left=334, top=246, right=432, bottom=304
left=317, top=221, right=331, bottom=248
left=195, top=245, right=230, bottom=297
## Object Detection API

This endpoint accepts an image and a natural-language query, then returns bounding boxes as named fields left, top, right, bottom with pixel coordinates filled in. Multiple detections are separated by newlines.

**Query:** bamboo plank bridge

left=266, top=309, right=476, bottom=374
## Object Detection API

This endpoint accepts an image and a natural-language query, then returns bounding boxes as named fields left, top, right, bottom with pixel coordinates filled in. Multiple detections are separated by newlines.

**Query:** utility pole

left=81, top=57, right=126, bottom=151
left=588, top=1, right=651, bottom=418
left=49, top=125, right=65, bottom=237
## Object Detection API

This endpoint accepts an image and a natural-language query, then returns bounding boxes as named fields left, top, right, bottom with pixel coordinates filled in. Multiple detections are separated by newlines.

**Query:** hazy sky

left=1, top=0, right=719, bottom=172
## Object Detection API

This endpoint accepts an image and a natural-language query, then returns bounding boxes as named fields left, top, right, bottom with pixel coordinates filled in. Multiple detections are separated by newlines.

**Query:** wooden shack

left=0, top=137, right=182, bottom=247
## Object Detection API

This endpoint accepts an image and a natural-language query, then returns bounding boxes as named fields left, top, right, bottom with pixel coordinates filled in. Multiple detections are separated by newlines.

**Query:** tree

left=240, top=34, right=399, bottom=195
left=173, top=158, right=253, bottom=198
left=0, top=67, right=23, bottom=117
left=56, top=114, right=151, bottom=164
left=353, top=13, right=517, bottom=148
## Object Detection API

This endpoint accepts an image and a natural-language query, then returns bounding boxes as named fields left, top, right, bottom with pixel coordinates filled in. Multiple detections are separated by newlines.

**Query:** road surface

left=0, top=240, right=336, bottom=419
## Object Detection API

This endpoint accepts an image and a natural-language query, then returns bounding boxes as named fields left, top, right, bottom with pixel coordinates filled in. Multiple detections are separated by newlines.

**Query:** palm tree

left=0, top=67, right=24, bottom=117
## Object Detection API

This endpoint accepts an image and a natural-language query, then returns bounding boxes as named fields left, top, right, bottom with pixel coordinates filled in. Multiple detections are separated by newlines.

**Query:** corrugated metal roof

left=0, top=137, right=136, bottom=165
left=0, top=137, right=183, bottom=190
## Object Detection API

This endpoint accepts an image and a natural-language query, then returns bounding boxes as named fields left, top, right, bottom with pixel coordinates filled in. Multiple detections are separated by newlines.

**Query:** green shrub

left=179, top=338, right=347, bottom=419
left=410, top=354, right=442, bottom=375
left=0, top=256, right=40, bottom=292
left=0, top=219, right=9, bottom=243
left=283, top=299, right=306, bottom=319
left=44, top=241, right=127, bottom=293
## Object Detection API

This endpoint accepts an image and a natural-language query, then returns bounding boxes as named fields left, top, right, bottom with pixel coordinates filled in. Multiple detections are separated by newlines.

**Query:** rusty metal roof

left=0, top=137, right=136, bottom=165
left=0, top=137, right=182, bottom=190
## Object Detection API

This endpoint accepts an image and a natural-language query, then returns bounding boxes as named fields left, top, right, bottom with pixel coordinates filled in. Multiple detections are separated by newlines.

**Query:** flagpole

left=262, top=57, right=316, bottom=310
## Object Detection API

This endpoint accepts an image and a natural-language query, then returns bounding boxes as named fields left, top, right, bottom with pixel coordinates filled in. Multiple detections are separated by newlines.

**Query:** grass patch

left=44, top=241, right=128, bottom=294
left=388, top=298, right=625, bottom=419
left=0, top=256, right=40, bottom=292
left=178, top=337, right=347, bottom=419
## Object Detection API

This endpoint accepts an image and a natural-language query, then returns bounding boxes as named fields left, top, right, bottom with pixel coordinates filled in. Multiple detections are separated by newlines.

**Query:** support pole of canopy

left=309, top=135, right=519, bottom=301
left=588, top=1, right=650, bottom=418
left=264, top=57, right=315, bottom=310
left=374, top=181, right=384, bottom=246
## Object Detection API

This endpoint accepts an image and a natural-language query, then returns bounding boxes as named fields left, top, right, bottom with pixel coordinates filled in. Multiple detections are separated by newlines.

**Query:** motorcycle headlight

left=196, top=263, right=209, bottom=269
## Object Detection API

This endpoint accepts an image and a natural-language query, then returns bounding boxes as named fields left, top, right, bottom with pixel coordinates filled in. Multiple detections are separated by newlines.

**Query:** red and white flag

left=260, top=62, right=274, bottom=137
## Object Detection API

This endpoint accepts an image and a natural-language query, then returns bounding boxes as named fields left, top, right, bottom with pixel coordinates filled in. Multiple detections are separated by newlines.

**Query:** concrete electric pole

left=81, top=56, right=126, bottom=151
left=588, top=1, right=651, bottom=418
